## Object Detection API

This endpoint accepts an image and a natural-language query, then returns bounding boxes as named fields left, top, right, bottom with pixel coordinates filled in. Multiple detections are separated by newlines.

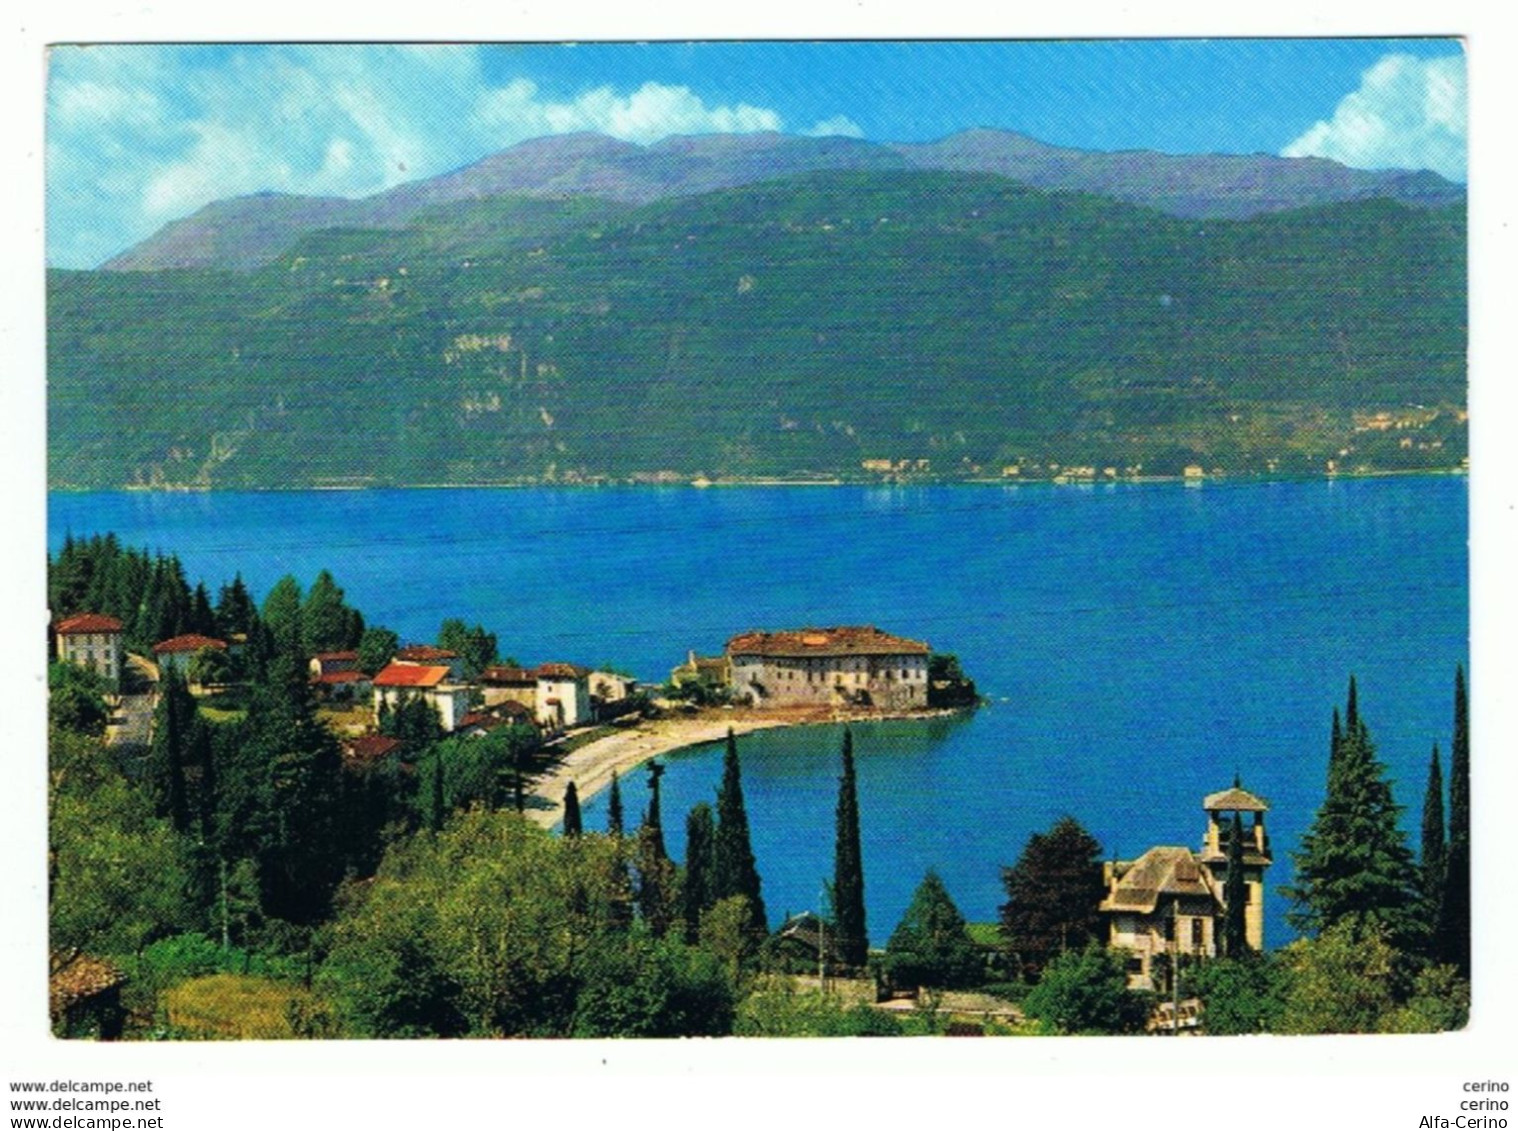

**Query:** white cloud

left=472, top=78, right=781, bottom=144
left=45, top=45, right=818, bottom=267
left=803, top=115, right=865, bottom=138
left=1282, top=53, right=1466, bottom=182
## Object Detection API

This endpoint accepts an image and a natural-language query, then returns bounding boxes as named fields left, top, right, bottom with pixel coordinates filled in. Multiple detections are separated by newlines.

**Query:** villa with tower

left=1099, top=779, right=1271, bottom=992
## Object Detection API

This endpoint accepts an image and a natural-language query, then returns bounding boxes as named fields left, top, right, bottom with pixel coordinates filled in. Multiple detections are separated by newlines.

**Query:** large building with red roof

left=371, top=661, right=474, bottom=732
left=53, top=612, right=124, bottom=685
left=726, top=625, right=930, bottom=710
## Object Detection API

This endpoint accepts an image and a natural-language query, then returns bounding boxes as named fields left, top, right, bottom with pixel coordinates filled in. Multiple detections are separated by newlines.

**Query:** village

left=53, top=613, right=964, bottom=818
left=52, top=606, right=1286, bottom=1033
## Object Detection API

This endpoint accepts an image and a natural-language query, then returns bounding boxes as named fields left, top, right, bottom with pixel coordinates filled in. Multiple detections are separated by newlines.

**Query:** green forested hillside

left=48, top=171, right=1466, bottom=488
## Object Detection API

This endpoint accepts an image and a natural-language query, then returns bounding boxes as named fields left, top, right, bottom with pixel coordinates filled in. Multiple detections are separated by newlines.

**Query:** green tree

left=1222, top=809, right=1248, bottom=957
left=355, top=626, right=400, bottom=676
left=1419, top=742, right=1447, bottom=941
left=1275, top=920, right=1398, bottom=1034
left=214, top=574, right=257, bottom=639
left=832, top=728, right=867, bottom=967
left=607, top=770, right=624, bottom=837
left=259, top=575, right=304, bottom=662
left=437, top=619, right=498, bottom=680
left=1286, top=678, right=1420, bottom=945
left=1190, top=953, right=1286, bottom=1034
left=562, top=782, right=583, bottom=838
left=148, top=666, right=197, bottom=833
left=681, top=802, right=717, bottom=945
left=999, top=816, right=1106, bottom=980
left=301, top=569, right=364, bottom=656
left=634, top=826, right=680, bottom=939
left=321, top=811, right=692, bottom=1037
left=1433, top=664, right=1470, bottom=977
left=713, top=729, right=766, bottom=934
left=1023, top=944, right=1152, bottom=1035
left=48, top=663, right=109, bottom=736
left=884, top=870, right=983, bottom=990
left=49, top=729, right=203, bottom=956
left=571, top=930, right=735, bottom=1038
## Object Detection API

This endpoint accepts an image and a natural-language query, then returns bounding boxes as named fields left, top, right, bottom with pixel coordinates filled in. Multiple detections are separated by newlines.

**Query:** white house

left=534, top=662, right=592, bottom=730
left=372, top=662, right=474, bottom=733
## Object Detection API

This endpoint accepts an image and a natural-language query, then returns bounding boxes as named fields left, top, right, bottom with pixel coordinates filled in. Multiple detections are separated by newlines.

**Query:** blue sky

left=45, top=39, right=1466, bottom=268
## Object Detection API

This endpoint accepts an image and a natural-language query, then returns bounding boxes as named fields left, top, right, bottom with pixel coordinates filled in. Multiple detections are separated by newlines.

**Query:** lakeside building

left=152, top=633, right=228, bottom=677
left=479, top=666, right=538, bottom=712
left=372, top=662, right=474, bottom=732
left=535, top=662, right=592, bottom=731
left=1100, top=782, right=1272, bottom=991
left=309, top=650, right=370, bottom=701
left=670, top=650, right=733, bottom=690
left=726, top=625, right=930, bottom=710
left=53, top=612, right=124, bottom=687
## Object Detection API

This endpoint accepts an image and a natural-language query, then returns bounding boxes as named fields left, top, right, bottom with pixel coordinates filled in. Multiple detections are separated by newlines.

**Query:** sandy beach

left=525, top=705, right=958, bottom=829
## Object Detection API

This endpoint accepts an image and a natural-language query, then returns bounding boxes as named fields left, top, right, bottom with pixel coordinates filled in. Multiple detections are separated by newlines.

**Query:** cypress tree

left=607, top=770, right=624, bottom=836
left=562, top=781, right=582, bottom=837
left=1222, top=810, right=1248, bottom=957
left=713, top=728, right=766, bottom=932
left=1434, top=665, right=1470, bottom=977
left=832, top=728, right=868, bottom=967
left=681, top=802, right=717, bottom=944
left=644, top=760, right=667, bottom=860
left=149, top=665, right=194, bottom=832
left=1419, top=743, right=1446, bottom=914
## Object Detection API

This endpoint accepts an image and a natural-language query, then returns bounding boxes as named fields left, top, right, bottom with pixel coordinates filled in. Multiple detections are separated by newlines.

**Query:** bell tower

left=1199, top=777, right=1272, bottom=952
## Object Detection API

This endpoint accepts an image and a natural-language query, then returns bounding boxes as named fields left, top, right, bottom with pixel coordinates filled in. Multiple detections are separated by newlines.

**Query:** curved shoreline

left=525, top=705, right=966, bottom=829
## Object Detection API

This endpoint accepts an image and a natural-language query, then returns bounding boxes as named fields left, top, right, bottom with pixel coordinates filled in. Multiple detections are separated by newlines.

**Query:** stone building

left=726, top=625, right=930, bottom=710
left=1099, top=781, right=1272, bottom=991
left=53, top=612, right=124, bottom=686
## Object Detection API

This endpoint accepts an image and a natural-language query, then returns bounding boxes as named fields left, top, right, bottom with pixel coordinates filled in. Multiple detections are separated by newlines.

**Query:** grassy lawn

left=162, top=974, right=320, bottom=1039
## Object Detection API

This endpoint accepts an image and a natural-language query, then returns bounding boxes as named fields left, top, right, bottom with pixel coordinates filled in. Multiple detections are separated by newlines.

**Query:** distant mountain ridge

left=101, top=128, right=1466, bottom=272
left=53, top=169, right=1465, bottom=490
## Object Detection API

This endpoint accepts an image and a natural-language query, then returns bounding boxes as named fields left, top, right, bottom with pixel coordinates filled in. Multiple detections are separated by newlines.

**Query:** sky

left=46, top=38, right=1466, bottom=269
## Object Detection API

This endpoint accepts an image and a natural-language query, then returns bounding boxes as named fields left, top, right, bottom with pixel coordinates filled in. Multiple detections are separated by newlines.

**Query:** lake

left=48, top=476, right=1468, bottom=948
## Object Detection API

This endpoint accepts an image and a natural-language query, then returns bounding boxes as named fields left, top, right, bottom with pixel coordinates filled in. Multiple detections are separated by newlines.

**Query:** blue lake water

left=48, top=478, right=1468, bottom=949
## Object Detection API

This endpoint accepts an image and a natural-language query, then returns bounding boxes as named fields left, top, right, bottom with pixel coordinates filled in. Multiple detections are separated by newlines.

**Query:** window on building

left=1191, top=918, right=1204, bottom=951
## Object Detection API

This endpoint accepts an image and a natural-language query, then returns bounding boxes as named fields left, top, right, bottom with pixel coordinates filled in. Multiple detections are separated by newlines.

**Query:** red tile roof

left=54, top=613, right=124, bottom=634
left=395, top=645, right=459, bottom=663
left=373, top=662, right=451, bottom=688
left=481, top=665, right=537, bottom=684
left=726, top=625, right=929, bottom=658
left=153, top=633, right=228, bottom=655
left=313, top=650, right=358, bottom=663
left=343, top=735, right=404, bottom=765
left=536, top=662, right=590, bottom=680
left=315, top=670, right=371, bottom=685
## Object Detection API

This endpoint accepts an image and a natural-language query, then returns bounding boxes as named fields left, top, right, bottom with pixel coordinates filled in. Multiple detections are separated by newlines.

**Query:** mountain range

left=100, top=129, right=1465, bottom=272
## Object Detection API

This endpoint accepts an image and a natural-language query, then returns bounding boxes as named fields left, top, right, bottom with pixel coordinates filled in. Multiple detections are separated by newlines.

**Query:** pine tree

left=681, top=802, right=717, bottom=944
left=1434, top=665, right=1470, bottom=977
left=886, top=870, right=982, bottom=990
left=1287, top=679, right=1420, bottom=945
left=713, top=729, right=766, bottom=933
left=832, top=728, right=867, bottom=967
left=1222, top=810, right=1248, bottom=957
left=607, top=770, right=624, bottom=837
left=562, top=781, right=583, bottom=837
left=1419, top=743, right=1446, bottom=919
